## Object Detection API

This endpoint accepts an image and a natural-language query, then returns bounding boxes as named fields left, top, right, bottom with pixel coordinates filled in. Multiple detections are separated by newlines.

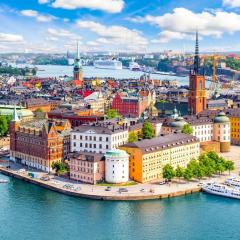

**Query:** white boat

left=94, top=59, right=122, bottom=70
left=225, top=177, right=240, bottom=188
left=129, top=61, right=141, bottom=71
left=202, top=183, right=240, bottom=200
left=0, top=179, right=8, bottom=183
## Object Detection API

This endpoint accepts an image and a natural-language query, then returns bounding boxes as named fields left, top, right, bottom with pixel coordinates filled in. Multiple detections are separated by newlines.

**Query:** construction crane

left=202, top=55, right=225, bottom=99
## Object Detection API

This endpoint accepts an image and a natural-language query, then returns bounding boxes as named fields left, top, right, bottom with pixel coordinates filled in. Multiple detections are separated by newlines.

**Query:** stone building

left=10, top=108, right=71, bottom=172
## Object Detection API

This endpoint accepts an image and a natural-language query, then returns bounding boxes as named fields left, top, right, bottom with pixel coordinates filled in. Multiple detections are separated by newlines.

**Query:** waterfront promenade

left=0, top=161, right=232, bottom=201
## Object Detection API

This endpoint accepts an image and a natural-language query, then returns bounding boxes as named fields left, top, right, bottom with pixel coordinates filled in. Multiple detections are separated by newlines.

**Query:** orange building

left=188, top=32, right=207, bottom=115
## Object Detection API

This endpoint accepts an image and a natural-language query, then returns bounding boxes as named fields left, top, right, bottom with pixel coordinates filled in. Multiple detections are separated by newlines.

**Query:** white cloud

left=50, top=0, right=124, bottom=13
left=151, top=31, right=195, bottom=43
left=223, top=0, right=240, bottom=7
left=76, top=20, right=148, bottom=49
left=0, top=33, right=24, bottom=43
left=129, top=8, right=240, bottom=42
left=46, top=28, right=82, bottom=42
left=20, top=10, right=55, bottom=22
left=38, top=0, right=50, bottom=4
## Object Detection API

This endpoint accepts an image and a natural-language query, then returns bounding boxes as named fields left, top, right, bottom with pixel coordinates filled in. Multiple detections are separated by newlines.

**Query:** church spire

left=77, top=40, right=80, bottom=60
left=193, top=30, right=200, bottom=74
left=12, top=105, right=20, bottom=122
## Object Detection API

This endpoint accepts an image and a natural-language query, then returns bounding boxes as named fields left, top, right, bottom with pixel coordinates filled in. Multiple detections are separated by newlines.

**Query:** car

left=40, top=176, right=50, bottom=181
left=52, top=180, right=61, bottom=185
left=17, top=169, right=26, bottom=174
left=197, top=182, right=205, bottom=187
left=105, top=186, right=112, bottom=191
left=159, top=180, right=166, bottom=185
left=140, top=188, right=145, bottom=192
left=119, top=188, right=128, bottom=193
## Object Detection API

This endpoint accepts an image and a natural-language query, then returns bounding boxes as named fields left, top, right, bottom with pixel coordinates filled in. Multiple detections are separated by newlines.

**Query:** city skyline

left=1, top=0, right=240, bottom=53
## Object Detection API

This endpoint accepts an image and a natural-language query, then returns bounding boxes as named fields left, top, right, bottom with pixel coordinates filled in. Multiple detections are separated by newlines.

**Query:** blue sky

left=0, top=0, right=240, bottom=53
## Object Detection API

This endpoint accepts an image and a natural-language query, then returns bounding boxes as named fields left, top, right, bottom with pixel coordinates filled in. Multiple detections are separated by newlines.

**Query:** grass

left=97, top=181, right=138, bottom=187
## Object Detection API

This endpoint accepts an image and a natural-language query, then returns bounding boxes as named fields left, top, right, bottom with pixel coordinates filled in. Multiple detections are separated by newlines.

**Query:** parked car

left=159, top=180, right=166, bottom=185
left=105, top=186, right=112, bottom=191
left=40, top=176, right=50, bottom=181
left=119, top=188, right=128, bottom=193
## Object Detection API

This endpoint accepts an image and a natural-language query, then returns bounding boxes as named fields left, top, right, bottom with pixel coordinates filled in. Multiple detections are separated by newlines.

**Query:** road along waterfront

left=0, top=162, right=231, bottom=201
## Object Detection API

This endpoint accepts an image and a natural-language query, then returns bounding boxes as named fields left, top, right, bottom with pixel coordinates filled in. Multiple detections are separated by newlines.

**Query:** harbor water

left=0, top=173, right=239, bottom=240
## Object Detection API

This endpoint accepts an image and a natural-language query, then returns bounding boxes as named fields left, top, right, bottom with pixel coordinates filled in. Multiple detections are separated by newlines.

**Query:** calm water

left=0, top=173, right=239, bottom=240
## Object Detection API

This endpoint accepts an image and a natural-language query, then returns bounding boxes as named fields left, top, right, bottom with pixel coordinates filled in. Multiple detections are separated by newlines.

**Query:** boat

left=93, top=59, right=122, bottom=70
left=225, top=177, right=240, bottom=188
left=202, top=183, right=240, bottom=199
left=0, top=179, right=8, bottom=183
left=129, top=61, right=141, bottom=71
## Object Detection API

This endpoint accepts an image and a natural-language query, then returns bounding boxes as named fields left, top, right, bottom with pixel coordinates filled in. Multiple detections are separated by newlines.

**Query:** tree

left=175, top=165, right=184, bottom=182
left=181, top=124, right=193, bottom=135
left=163, top=164, right=175, bottom=181
left=0, top=116, right=9, bottom=137
left=225, top=160, right=234, bottom=175
left=142, top=121, right=155, bottom=139
left=35, top=108, right=44, bottom=113
left=194, top=164, right=205, bottom=180
left=183, top=167, right=193, bottom=181
left=106, top=109, right=120, bottom=119
left=51, top=161, right=69, bottom=176
left=128, top=132, right=138, bottom=143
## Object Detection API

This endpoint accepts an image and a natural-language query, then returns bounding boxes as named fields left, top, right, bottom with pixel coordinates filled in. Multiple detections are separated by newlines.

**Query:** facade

left=162, top=113, right=231, bottom=152
left=105, top=150, right=129, bottom=184
left=84, top=91, right=105, bottom=113
left=111, top=93, right=149, bottom=118
left=23, top=98, right=59, bottom=112
left=10, top=109, right=71, bottom=172
left=120, top=133, right=200, bottom=183
left=69, top=152, right=105, bottom=184
left=71, top=124, right=128, bottom=154
left=188, top=32, right=207, bottom=115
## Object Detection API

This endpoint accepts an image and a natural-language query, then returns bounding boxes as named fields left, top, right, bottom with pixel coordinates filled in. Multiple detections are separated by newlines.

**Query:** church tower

left=73, top=41, right=83, bottom=87
left=188, top=31, right=207, bottom=115
left=9, top=106, right=20, bottom=162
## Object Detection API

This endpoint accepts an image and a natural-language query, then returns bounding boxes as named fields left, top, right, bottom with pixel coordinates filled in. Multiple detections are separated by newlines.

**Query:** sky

left=1, top=0, right=240, bottom=53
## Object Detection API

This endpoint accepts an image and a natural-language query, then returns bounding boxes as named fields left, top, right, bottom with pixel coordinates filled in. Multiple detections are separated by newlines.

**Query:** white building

left=105, top=149, right=129, bottom=183
left=71, top=125, right=128, bottom=154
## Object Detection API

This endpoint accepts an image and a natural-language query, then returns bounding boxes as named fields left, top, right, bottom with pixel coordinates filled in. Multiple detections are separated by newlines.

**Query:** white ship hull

left=202, top=184, right=240, bottom=200
left=94, top=60, right=122, bottom=70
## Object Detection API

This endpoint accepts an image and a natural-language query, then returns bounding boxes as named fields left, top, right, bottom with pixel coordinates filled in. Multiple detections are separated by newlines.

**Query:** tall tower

left=188, top=31, right=207, bottom=115
left=9, top=106, right=20, bottom=162
left=73, top=41, right=83, bottom=86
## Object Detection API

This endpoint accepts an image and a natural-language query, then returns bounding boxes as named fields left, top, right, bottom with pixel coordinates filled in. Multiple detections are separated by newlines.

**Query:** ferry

left=202, top=183, right=240, bottom=200
left=129, top=61, right=141, bottom=71
left=94, top=59, right=122, bottom=70
left=225, top=177, right=240, bottom=188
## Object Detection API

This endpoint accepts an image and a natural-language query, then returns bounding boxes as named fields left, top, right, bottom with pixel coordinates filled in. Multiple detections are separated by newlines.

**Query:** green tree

left=0, top=116, right=9, bottom=137
left=162, top=164, right=175, bottom=181
left=51, top=161, right=69, bottom=176
left=181, top=124, right=193, bottom=135
left=106, top=109, right=120, bottom=119
left=194, top=164, right=205, bottom=180
left=183, top=167, right=193, bottom=181
left=175, top=165, right=184, bottom=182
left=142, top=121, right=155, bottom=139
left=35, top=108, right=44, bottom=112
left=225, top=160, right=234, bottom=175
left=128, top=132, right=138, bottom=143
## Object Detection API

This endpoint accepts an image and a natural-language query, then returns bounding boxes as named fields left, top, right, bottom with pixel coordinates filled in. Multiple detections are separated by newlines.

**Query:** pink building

left=69, top=152, right=105, bottom=184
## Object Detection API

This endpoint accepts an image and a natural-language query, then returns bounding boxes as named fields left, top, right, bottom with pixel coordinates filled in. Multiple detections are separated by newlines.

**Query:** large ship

left=225, top=177, right=240, bottom=188
left=94, top=59, right=122, bottom=70
left=129, top=61, right=141, bottom=71
left=202, top=183, right=240, bottom=200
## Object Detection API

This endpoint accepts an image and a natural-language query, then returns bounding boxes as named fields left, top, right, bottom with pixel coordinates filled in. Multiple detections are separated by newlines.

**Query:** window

left=106, top=145, right=109, bottom=149
left=85, top=136, right=88, bottom=140
left=106, top=137, right=109, bottom=141
left=99, top=137, right=102, bottom=141
left=99, top=144, right=102, bottom=149
left=73, top=142, right=76, bottom=147
left=73, top=135, right=76, bottom=139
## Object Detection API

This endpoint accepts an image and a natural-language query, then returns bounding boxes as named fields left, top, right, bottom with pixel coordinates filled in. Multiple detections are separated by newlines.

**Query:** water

left=34, top=65, right=190, bottom=86
left=0, top=173, right=239, bottom=240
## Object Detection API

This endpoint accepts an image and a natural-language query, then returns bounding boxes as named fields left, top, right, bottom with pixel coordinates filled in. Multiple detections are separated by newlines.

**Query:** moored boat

left=225, top=177, right=240, bottom=188
left=202, top=183, right=240, bottom=200
left=0, top=179, right=8, bottom=183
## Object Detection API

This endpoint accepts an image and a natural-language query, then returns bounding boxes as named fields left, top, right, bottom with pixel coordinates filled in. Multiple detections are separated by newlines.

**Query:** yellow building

left=229, top=115, right=240, bottom=145
left=120, top=133, right=200, bottom=183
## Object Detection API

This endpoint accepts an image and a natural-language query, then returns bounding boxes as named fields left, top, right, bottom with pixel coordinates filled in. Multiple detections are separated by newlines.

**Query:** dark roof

left=70, top=151, right=104, bottom=162
left=122, top=133, right=199, bottom=154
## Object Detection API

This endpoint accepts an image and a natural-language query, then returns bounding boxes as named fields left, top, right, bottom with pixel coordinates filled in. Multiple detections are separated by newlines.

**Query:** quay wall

left=0, top=167, right=201, bottom=201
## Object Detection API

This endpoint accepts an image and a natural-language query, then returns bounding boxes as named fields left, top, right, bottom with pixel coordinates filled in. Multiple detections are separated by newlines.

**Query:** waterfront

left=0, top=173, right=240, bottom=240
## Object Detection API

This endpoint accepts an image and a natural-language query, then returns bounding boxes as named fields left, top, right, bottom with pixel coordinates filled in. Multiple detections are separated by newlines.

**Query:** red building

left=48, top=108, right=104, bottom=127
left=111, top=93, right=149, bottom=118
left=188, top=32, right=207, bottom=115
